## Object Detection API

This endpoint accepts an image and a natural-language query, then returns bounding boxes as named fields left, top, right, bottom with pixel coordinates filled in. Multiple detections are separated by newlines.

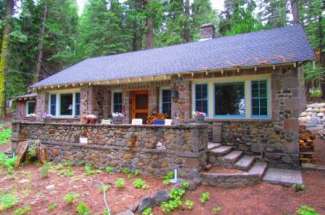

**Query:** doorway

left=130, top=90, right=149, bottom=123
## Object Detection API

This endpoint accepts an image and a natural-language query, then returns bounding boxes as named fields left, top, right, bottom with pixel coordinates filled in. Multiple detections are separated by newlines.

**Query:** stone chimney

left=200, top=23, right=215, bottom=41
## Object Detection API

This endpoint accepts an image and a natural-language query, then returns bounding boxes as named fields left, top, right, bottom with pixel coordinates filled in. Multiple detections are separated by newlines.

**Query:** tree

left=0, top=0, right=14, bottom=117
left=258, top=0, right=288, bottom=28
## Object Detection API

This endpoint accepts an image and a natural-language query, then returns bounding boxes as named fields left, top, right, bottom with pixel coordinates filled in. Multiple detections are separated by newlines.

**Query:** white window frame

left=111, top=90, right=123, bottom=114
left=48, top=89, right=80, bottom=118
left=25, top=100, right=36, bottom=117
left=159, top=87, right=172, bottom=117
left=192, top=74, right=272, bottom=120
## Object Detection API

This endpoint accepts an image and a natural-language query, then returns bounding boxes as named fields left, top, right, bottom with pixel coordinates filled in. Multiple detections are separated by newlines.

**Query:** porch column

left=171, top=77, right=191, bottom=122
left=122, top=89, right=130, bottom=123
left=35, top=91, right=48, bottom=121
left=80, top=87, right=94, bottom=117
left=148, top=86, right=158, bottom=114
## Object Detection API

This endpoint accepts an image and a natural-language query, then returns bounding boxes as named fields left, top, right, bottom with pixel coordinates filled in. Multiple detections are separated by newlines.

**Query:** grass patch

left=0, top=128, right=11, bottom=145
left=0, top=192, right=19, bottom=212
left=0, top=152, right=17, bottom=174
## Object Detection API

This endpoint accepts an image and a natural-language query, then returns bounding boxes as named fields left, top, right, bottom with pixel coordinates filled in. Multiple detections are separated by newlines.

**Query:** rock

left=136, top=197, right=155, bottom=213
left=18, top=179, right=29, bottom=184
left=116, top=209, right=134, bottom=215
left=187, top=169, right=202, bottom=190
left=46, top=185, right=55, bottom=191
left=153, top=190, right=169, bottom=204
left=15, top=141, right=29, bottom=168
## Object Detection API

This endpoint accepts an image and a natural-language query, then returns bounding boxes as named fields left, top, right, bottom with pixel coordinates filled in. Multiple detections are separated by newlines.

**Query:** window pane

left=75, top=93, right=80, bottom=116
left=60, top=94, right=73, bottom=115
left=251, top=80, right=268, bottom=116
left=215, top=82, right=245, bottom=116
left=113, top=92, right=122, bottom=113
left=162, top=90, right=171, bottom=117
left=50, top=94, right=56, bottom=116
left=195, top=84, right=208, bottom=114
left=27, top=101, right=35, bottom=115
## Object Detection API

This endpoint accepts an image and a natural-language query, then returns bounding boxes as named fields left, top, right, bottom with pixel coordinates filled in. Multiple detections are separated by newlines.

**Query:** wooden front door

left=130, top=90, right=149, bottom=123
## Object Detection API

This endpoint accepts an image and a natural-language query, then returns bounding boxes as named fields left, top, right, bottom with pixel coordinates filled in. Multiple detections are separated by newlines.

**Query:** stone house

left=12, top=25, right=314, bottom=178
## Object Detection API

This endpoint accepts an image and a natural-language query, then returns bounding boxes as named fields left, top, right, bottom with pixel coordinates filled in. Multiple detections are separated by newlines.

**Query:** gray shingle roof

left=32, top=25, right=314, bottom=88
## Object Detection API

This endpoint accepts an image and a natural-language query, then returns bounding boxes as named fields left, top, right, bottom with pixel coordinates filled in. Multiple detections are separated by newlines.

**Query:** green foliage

left=121, top=167, right=131, bottom=175
left=0, top=152, right=16, bottom=174
left=160, top=187, right=186, bottom=214
left=47, top=202, right=57, bottom=212
left=105, top=166, right=113, bottom=174
left=212, top=206, right=222, bottom=214
left=54, top=162, right=74, bottom=177
left=0, top=128, right=11, bottom=145
left=14, top=205, right=31, bottom=215
left=76, top=201, right=90, bottom=215
left=200, top=192, right=210, bottom=204
left=180, top=180, right=190, bottom=190
left=296, top=205, right=319, bottom=215
left=133, top=178, right=147, bottom=189
left=26, top=144, right=37, bottom=162
left=183, top=199, right=194, bottom=210
left=142, top=207, right=153, bottom=215
left=114, top=178, right=125, bottom=189
left=0, top=192, right=19, bottom=211
left=163, top=171, right=174, bottom=184
left=99, top=184, right=110, bottom=193
left=40, top=162, right=50, bottom=178
left=64, top=192, right=79, bottom=204
left=292, top=184, right=305, bottom=192
left=84, top=164, right=97, bottom=176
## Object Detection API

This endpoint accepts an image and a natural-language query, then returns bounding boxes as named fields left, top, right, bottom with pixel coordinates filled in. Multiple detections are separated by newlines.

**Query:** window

left=195, top=84, right=208, bottom=114
left=113, top=92, right=123, bottom=113
left=215, top=82, right=245, bottom=117
left=50, top=94, right=56, bottom=116
left=75, top=93, right=80, bottom=116
left=252, top=80, right=268, bottom=116
left=161, top=89, right=171, bottom=117
left=26, top=101, right=36, bottom=116
left=48, top=91, right=80, bottom=117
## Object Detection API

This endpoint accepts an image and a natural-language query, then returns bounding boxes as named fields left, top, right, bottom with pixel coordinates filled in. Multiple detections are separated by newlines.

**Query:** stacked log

left=299, top=125, right=316, bottom=164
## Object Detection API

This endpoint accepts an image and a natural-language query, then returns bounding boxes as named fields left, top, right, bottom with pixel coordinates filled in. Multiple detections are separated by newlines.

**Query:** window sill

left=204, top=117, right=272, bottom=122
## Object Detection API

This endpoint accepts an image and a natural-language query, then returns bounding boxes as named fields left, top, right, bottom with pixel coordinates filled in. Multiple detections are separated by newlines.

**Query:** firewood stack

left=299, top=125, right=316, bottom=164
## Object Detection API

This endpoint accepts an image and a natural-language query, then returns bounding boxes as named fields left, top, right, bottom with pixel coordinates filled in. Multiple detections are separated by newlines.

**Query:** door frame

left=130, top=90, right=149, bottom=121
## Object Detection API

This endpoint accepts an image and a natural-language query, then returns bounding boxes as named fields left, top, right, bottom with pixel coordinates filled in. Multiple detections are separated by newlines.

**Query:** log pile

left=299, top=125, right=316, bottom=164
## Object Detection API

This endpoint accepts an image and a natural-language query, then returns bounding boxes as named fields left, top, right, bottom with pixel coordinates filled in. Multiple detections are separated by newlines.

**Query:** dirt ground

left=314, top=136, right=325, bottom=166
left=0, top=162, right=324, bottom=215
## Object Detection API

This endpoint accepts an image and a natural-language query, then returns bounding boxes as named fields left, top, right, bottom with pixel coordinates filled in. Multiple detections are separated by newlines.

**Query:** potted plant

left=193, top=111, right=206, bottom=122
left=112, top=112, right=124, bottom=124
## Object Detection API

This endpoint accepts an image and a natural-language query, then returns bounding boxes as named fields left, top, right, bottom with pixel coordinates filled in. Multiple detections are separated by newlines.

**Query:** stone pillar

left=36, top=92, right=48, bottom=121
left=103, top=89, right=111, bottom=118
left=122, top=89, right=130, bottom=123
left=171, top=77, right=191, bottom=122
left=148, top=86, right=158, bottom=114
left=16, top=101, right=26, bottom=120
left=80, top=87, right=94, bottom=118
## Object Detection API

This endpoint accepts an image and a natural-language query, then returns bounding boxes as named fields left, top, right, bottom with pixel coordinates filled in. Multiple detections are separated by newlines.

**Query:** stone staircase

left=201, top=142, right=269, bottom=187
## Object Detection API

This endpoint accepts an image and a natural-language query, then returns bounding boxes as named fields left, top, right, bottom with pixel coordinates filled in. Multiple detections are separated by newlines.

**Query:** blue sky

left=76, top=0, right=225, bottom=15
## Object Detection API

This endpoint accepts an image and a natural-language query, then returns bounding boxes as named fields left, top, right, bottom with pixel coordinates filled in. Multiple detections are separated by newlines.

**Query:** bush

left=0, top=128, right=12, bottom=145
left=183, top=199, right=194, bottom=210
left=115, top=178, right=125, bottom=189
left=14, top=205, right=31, bottom=215
left=76, top=202, right=90, bottom=215
left=47, top=203, right=57, bottom=212
left=133, top=178, right=146, bottom=189
left=26, top=144, right=37, bottom=162
left=40, top=163, right=50, bottom=178
left=160, top=188, right=186, bottom=213
left=121, top=167, right=131, bottom=175
left=84, top=164, right=96, bottom=176
left=64, top=192, right=79, bottom=204
left=200, top=192, right=210, bottom=204
left=212, top=206, right=222, bottom=214
left=142, top=207, right=153, bottom=215
left=0, top=193, right=19, bottom=211
left=296, top=205, right=319, bottom=215
left=105, top=166, right=113, bottom=174
left=163, top=171, right=174, bottom=184
left=0, top=153, right=17, bottom=174
left=293, top=184, right=305, bottom=192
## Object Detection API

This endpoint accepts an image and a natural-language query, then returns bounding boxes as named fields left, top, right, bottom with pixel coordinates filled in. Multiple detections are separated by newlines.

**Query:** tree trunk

left=0, top=0, right=14, bottom=118
left=34, top=4, right=48, bottom=82
left=318, top=3, right=325, bottom=99
left=144, top=0, right=153, bottom=49
left=182, top=0, right=191, bottom=42
left=289, top=0, right=300, bottom=24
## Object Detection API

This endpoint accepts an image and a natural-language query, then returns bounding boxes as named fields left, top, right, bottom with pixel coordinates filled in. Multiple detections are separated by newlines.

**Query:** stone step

left=201, top=172, right=261, bottom=188
left=207, top=142, right=221, bottom=150
left=235, top=155, right=256, bottom=170
left=263, top=168, right=303, bottom=186
left=209, top=146, right=232, bottom=156
left=222, top=151, right=243, bottom=163
left=248, top=161, right=268, bottom=177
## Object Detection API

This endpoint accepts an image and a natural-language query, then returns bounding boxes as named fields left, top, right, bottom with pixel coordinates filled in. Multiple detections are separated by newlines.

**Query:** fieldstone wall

left=12, top=122, right=208, bottom=177
left=171, top=77, right=191, bottom=122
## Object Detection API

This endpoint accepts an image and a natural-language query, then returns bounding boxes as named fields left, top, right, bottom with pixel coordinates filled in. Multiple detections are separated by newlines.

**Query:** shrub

left=296, top=205, right=319, bottom=215
left=180, top=180, right=190, bottom=190
left=142, top=207, right=153, bottom=215
left=26, top=144, right=37, bottom=162
left=293, top=184, right=305, bottom=192
left=212, top=206, right=222, bottom=214
left=47, top=203, right=57, bottom=212
left=105, top=166, right=113, bottom=174
left=160, top=188, right=186, bottom=213
left=64, top=192, right=79, bottom=204
left=163, top=171, right=174, bottom=184
left=183, top=199, right=194, bottom=210
left=133, top=178, right=146, bottom=189
left=40, top=163, right=50, bottom=178
left=14, top=205, right=31, bottom=215
left=103, top=208, right=111, bottom=215
left=115, top=178, right=125, bottom=189
left=84, top=164, right=96, bottom=176
left=0, top=193, right=19, bottom=211
left=0, top=153, right=17, bottom=174
left=76, top=202, right=90, bottom=215
left=0, top=128, right=12, bottom=145
left=121, top=167, right=131, bottom=175
left=200, top=192, right=210, bottom=204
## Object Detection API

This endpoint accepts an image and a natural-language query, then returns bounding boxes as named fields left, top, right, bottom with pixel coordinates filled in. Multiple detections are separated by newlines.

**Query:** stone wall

left=171, top=77, right=191, bottom=122
left=12, top=122, right=208, bottom=177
